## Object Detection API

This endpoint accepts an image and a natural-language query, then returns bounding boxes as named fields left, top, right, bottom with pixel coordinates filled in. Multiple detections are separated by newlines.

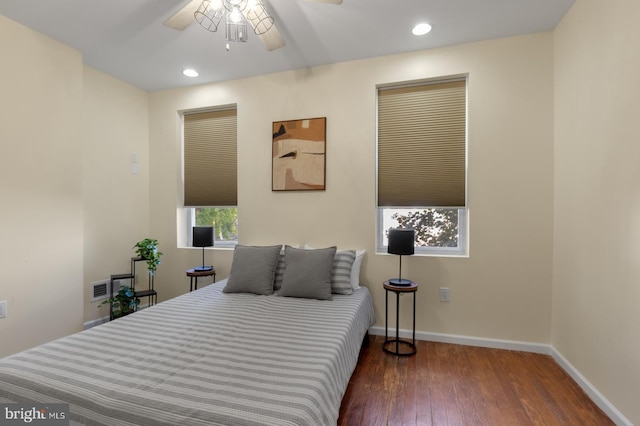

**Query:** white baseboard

left=550, top=347, right=632, bottom=426
left=369, top=326, right=630, bottom=425
left=369, top=326, right=550, bottom=354
left=83, top=316, right=109, bottom=330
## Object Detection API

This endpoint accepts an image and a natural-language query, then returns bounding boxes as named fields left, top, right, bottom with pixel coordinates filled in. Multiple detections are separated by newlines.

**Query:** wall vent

left=90, top=279, right=113, bottom=302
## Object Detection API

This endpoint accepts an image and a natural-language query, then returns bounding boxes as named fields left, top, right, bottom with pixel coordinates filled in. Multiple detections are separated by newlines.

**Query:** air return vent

left=90, top=279, right=110, bottom=302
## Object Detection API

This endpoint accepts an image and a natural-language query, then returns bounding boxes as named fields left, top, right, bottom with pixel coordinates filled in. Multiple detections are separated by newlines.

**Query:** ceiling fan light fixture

left=194, top=0, right=225, bottom=32
left=229, top=7, right=243, bottom=23
left=223, top=0, right=248, bottom=13
left=412, top=23, right=432, bottom=36
left=245, top=0, right=274, bottom=35
left=225, top=10, right=249, bottom=42
left=185, top=0, right=283, bottom=50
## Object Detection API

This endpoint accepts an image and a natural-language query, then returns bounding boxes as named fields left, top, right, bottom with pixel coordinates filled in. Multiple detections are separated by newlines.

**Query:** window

left=183, top=107, right=238, bottom=247
left=378, top=208, right=467, bottom=255
left=377, top=77, right=468, bottom=256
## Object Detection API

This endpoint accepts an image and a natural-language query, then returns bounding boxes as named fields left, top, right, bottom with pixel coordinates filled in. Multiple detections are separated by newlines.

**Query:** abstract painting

left=272, top=117, right=326, bottom=191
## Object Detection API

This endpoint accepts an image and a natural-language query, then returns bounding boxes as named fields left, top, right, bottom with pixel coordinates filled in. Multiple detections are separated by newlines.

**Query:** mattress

left=0, top=280, right=376, bottom=426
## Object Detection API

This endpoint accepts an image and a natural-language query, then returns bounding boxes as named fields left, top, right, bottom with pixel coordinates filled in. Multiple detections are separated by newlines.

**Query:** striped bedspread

left=0, top=280, right=375, bottom=425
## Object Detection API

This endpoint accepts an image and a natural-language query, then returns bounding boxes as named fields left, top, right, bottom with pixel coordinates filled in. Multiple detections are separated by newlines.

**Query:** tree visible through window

left=195, top=207, right=238, bottom=243
left=392, top=209, right=459, bottom=247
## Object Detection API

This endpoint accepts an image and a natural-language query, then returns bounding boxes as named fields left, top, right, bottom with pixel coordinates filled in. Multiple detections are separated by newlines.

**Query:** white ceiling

left=0, top=0, right=575, bottom=92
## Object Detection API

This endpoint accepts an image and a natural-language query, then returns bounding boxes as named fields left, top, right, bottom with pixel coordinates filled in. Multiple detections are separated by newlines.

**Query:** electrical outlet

left=440, top=287, right=450, bottom=302
left=0, top=300, right=7, bottom=318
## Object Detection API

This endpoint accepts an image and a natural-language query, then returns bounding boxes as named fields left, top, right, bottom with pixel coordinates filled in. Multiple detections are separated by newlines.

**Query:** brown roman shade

left=184, top=108, right=237, bottom=207
left=377, top=79, right=466, bottom=207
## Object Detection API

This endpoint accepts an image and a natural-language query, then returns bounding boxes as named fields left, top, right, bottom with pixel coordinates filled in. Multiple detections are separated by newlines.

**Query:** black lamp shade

left=193, top=226, right=214, bottom=247
left=388, top=228, right=415, bottom=255
left=193, top=227, right=214, bottom=272
left=388, top=228, right=414, bottom=286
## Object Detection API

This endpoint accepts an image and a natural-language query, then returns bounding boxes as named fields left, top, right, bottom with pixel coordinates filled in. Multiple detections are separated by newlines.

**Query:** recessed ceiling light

left=412, top=23, right=432, bottom=36
left=182, top=68, right=199, bottom=78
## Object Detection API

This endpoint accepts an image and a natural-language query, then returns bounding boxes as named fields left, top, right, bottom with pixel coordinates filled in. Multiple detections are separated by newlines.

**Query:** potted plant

left=133, top=238, right=163, bottom=276
left=98, top=285, right=140, bottom=318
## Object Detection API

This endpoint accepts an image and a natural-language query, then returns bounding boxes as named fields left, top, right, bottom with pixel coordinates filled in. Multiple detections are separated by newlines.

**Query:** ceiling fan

left=164, top=0, right=342, bottom=52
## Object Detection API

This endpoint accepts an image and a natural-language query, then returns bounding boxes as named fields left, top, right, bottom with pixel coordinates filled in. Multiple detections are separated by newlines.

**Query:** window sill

left=180, top=246, right=235, bottom=251
left=376, top=249, right=469, bottom=258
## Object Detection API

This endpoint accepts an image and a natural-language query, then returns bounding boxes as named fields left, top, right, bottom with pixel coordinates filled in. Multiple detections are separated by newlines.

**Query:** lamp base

left=388, top=278, right=412, bottom=286
left=194, top=266, right=213, bottom=272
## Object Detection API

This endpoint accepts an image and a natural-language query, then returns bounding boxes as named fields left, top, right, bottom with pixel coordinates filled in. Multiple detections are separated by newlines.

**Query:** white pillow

left=351, top=250, right=366, bottom=289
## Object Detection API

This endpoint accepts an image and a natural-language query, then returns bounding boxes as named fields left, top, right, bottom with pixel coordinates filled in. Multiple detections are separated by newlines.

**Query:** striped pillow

left=274, top=245, right=301, bottom=291
left=273, top=250, right=286, bottom=291
left=331, top=250, right=356, bottom=295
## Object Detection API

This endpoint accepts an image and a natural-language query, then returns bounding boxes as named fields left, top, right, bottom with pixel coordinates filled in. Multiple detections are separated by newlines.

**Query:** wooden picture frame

left=272, top=117, right=326, bottom=191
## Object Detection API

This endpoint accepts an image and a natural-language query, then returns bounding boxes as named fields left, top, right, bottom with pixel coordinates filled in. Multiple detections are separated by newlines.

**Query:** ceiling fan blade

left=242, top=1, right=286, bottom=52
left=303, top=0, right=343, bottom=4
left=164, top=0, right=201, bottom=30
left=258, top=25, right=286, bottom=51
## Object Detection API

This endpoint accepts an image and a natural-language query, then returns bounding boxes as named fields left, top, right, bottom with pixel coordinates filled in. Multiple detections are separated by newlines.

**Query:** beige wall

left=0, top=16, right=84, bottom=356
left=553, top=0, right=640, bottom=423
left=81, top=67, right=150, bottom=323
left=0, top=15, right=151, bottom=355
left=149, top=32, right=555, bottom=344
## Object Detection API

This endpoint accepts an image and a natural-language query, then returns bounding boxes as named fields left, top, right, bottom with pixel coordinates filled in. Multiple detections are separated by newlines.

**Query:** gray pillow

left=331, top=250, right=356, bottom=295
left=279, top=246, right=336, bottom=300
left=223, top=245, right=282, bottom=295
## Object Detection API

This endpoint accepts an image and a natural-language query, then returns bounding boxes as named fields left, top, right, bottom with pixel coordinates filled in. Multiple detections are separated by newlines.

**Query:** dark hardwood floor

left=338, top=335, right=614, bottom=426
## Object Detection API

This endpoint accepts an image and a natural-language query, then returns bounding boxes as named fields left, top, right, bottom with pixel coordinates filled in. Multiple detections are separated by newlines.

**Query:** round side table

left=186, top=267, right=216, bottom=291
left=383, top=280, right=418, bottom=356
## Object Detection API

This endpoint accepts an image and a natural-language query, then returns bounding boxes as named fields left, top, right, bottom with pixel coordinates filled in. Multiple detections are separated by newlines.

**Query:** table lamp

left=193, top=226, right=214, bottom=271
left=387, top=228, right=415, bottom=286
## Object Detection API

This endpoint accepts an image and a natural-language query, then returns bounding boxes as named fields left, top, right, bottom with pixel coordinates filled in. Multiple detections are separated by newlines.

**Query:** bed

left=0, top=245, right=375, bottom=426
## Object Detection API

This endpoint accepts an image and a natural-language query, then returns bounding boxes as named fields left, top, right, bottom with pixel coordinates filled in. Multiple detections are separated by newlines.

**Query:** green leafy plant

left=133, top=238, right=163, bottom=275
left=392, top=209, right=459, bottom=247
left=98, top=286, right=140, bottom=318
left=195, top=207, right=238, bottom=241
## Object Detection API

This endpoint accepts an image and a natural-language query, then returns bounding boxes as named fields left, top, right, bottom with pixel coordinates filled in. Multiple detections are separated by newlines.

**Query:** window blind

left=377, top=79, right=466, bottom=207
left=184, top=108, right=237, bottom=207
